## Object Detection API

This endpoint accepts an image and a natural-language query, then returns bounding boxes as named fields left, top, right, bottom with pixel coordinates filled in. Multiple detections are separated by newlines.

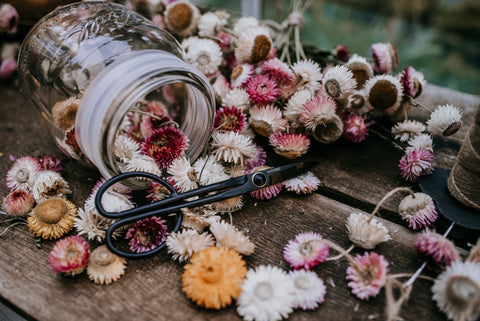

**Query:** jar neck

left=76, top=49, right=215, bottom=178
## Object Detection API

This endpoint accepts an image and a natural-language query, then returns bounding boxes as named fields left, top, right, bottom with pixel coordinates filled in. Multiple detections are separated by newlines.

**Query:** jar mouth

left=76, top=49, right=215, bottom=179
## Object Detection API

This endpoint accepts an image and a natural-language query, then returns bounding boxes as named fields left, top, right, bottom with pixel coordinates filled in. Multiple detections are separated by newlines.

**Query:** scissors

left=95, top=161, right=318, bottom=259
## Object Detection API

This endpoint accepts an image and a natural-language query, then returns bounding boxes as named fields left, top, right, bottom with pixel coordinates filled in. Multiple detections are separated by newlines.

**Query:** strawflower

left=37, top=155, right=62, bottom=172
left=125, top=216, right=169, bottom=253
left=427, top=104, right=463, bottom=137
left=209, top=220, right=255, bottom=255
left=234, top=26, right=272, bottom=64
left=400, top=66, right=426, bottom=98
left=406, top=133, right=434, bottom=153
left=245, top=74, right=278, bottom=106
left=210, top=131, right=257, bottom=165
left=164, top=0, right=200, bottom=37
left=298, top=95, right=337, bottom=130
left=262, top=57, right=295, bottom=83
left=414, top=230, right=460, bottom=272
left=398, top=148, right=435, bottom=182
left=213, top=106, right=247, bottom=133
left=27, top=198, right=77, bottom=240
left=6, top=156, right=42, bottom=192
left=346, top=212, right=391, bottom=249
left=289, top=269, right=327, bottom=310
left=167, top=156, right=198, bottom=192
left=398, top=192, right=438, bottom=230
left=392, top=119, right=426, bottom=142
left=346, top=54, right=373, bottom=89
left=2, top=190, right=34, bottom=216
left=292, top=59, right=322, bottom=93
left=283, top=232, right=329, bottom=270
left=31, top=170, right=71, bottom=203
left=49, top=235, right=89, bottom=276
left=184, top=38, right=222, bottom=75
left=230, top=63, right=254, bottom=88
left=166, top=229, right=215, bottom=262
left=364, top=75, right=403, bottom=116
left=249, top=104, right=287, bottom=137
left=284, top=171, right=320, bottom=194
left=51, top=97, right=80, bottom=131
left=192, top=156, right=229, bottom=185
left=269, top=132, right=310, bottom=159
left=87, top=245, right=127, bottom=285
left=371, top=42, right=398, bottom=74
left=346, top=251, right=389, bottom=300
left=0, top=3, right=19, bottom=34
left=140, top=126, right=189, bottom=169
left=322, top=65, right=357, bottom=99
left=342, top=113, right=369, bottom=143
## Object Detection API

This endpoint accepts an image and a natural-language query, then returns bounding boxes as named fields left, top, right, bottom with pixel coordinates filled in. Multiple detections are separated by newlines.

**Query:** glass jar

left=17, top=1, right=215, bottom=179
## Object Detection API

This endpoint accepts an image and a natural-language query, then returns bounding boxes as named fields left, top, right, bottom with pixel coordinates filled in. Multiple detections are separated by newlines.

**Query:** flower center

left=352, top=69, right=369, bottom=89
left=251, top=35, right=271, bottom=64
left=446, top=275, right=480, bottom=308
left=34, top=198, right=68, bottom=224
left=197, top=52, right=211, bottom=66
left=167, top=3, right=193, bottom=31
left=187, top=168, right=197, bottom=181
left=443, top=121, right=462, bottom=137
left=254, top=281, right=273, bottom=300
left=66, top=247, right=80, bottom=261
left=325, top=79, right=341, bottom=98
left=300, top=241, right=313, bottom=256
left=350, top=94, right=365, bottom=110
left=15, top=168, right=29, bottom=183
left=91, top=246, right=116, bottom=266
left=231, top=65, right=243, bottom=81
left=201, top=264, right=222, bottom=283
left=368, top=80, right=398, bottom=110
left=294, top=275, right=310, bottom=289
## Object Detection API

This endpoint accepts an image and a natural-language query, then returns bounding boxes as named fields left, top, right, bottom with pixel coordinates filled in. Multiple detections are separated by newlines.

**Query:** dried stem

left=0, top=221, right=27, bottom=237
left=408, top=96, right=432, bottom=112
left=320, top=238, right=356, bottom=266
left=368, top=187, right=414, bottom=223
left=326, top=244, right=354, bottom=261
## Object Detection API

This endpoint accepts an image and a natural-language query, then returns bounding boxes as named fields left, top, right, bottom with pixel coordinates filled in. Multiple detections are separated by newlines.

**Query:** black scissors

left=95, top=161, right=318, bottom=259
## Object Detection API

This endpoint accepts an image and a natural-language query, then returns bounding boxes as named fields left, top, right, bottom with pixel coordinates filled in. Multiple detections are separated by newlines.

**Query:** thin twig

left=0, top=222, right=27, bottom=237
left=326, top=244, right=354, bottom=261
left=368, top=187, right=414, bottom=223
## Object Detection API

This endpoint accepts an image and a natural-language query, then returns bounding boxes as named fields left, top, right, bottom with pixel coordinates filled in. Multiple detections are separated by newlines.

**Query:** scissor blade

left=268, top=161, right=319, bottom=185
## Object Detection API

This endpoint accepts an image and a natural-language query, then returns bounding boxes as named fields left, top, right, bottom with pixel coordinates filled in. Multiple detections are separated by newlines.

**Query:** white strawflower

left=432, top=261, right=480, bottom=321
left=166, top=229, right=215, bottom=262
left=346, top=212, right=391, bottom=249
left=284, top=171, right=321, bottom=194
left=209, top=220, right=255, bottom=255
left=210, top=131, right=257, bottom=165
left=392, top=119, right=426, bottom=142
left=292, top=59, right=322, bottom=93
left=248, top=104, right=287, bottom=137
left=222, top=88, right=251, bottom=113
left=124, top=154, right=161, bottom=176
left=346, top=54, right=373, bottom=89
left=192, top=156, right=230, bottom=185
left=197, top=11, right=227, bottom=37
left=167, top=156, right=198, bottom=192
left=289, top=270, right=327, bottom=310
left=184, top=38, right=222, bottom=75
left=85, top=188, right=134, bottom=214
left=406, top=133, right=434, bottom=153
left=232, top=16, right=259, bottom=35
left=364, top=74, right=403, bottom=117
left=181, top=206, right=219, bottom=232
left=427, top=104, right=463, bottom=137
left=322, top=65, right=357, bottom=99
left=32, top=170, right=71, bottom=203
left=74, top=208, right=119, bottom=242
left=234, top=26, right=272, bottom=64
left=114, top=135, right=141, bottom=163
left=164, top=0, right=200, bottom=37
left=283, top=89, right=314, bottom=123
left=237, top=265, right=296, bottom=321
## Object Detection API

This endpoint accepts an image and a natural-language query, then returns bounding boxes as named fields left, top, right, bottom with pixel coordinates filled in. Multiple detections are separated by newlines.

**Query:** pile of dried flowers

left=1, top=0, right=479, bottom=320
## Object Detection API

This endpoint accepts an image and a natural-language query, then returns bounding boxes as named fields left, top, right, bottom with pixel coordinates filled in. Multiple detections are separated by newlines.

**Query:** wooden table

left=0, top=81, right=479, bottom=321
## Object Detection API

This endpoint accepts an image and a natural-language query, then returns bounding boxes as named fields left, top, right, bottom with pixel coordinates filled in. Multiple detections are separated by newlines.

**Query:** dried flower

left=234, top=26, right=272, bottom=64
left=248, top=104, right=286, bottom=137
left=213, top=106, right=247, bottom=133
left=146, top=180, right=172, bottom=203
left=164, top=0, right=200, bottom=37
left=209, top=220, right=255, bottom=255
left=0, top=58, right=17, bottom=80
left=166, top=229, right=215, bottom=262
left=292, top=59, right=322, bottom=93
left=398, top=192, right=438, bottom=230
left=0, top=3, right=19, bottom=34
left=87, top=245, right=126, bottom=285
left=245, top=74, right=278, bottom=106
left=342, top=113, right=369, bottom=143
left=85, top=180, right=133, bottom=214
left=249, top=166, right=283, bottom=200
left=244, top=144, right=267, bottom=170
left=211, top=195, right=244, bottom=213
left=406, top=133, right=434, bottom=153
left=398, top=148, right=436, bottom=182
left=2, top=190, right=34, bottom=216
left=184, top=38, right=222, bottom=75
left=346, top=54, right=373, bottom=89
left=432, top=261, right=480, bottom=321
left=182, top=246, right=247, bottom=309
left=230, top=63, right=254, bottom=88
left=400, top=66, right=426, bottom=98
left=298, top=95, right=337, bottom=130
left=222, top=88, right=251, bottom=113
left=312, top=114, right=344, bottom=144
left=414, top=230, right=460, bottom=272
left=237, top=265, right=296, bottom=321
left=468, top=238, right=480, bottom=264
left=283, top=232, right=329, bottom=270
left=210, top=131, right=257, bottom=165
left=125, top=216, right=169, bottom=253
left=427, top=104, right=463, bottom=137
left=74, top=207, right=117, bottom=242
left=284, top=88, right=314, bottom=123
left=212, top=74, right=231, bottom=103
left=392, top=119, right=426, bottom=142
left=114, top=134, right=141, bottom=163
left=141, top=126, right=189, bottom=169
left=181, top=206, right=218, bottom=232
left=192, top=156, right=229, bottom=185
left=232, top=16, right=259, bottom=35
left=124, top=154, right=162, bottom=176
left=346, top=212, right=391, bottom=249
left=289, top=269, right=327, bottom=310
left=49, top=235, right=89, bottom=276
left=198, top=11, right=227, bottom=37
left=262, top=58, right=295, bottom=84
left=284, top=171, right=320, bottom=194
left=322, top=65, right=357, bottom=99
left=27, top=198, right=77, bottom=239
left=37, top=155, right=62, bottom=172
left=51, top=97, right=80, bottom=131
left=346, top=251, right=389, bottom=300
left=6, top=156, right=42, bottom=192
left=364, top=75, right=403, bottom=116
left=269, top=132, right=310, bottom=159
left=371, top=42, right=398, bottom=74
left=31, top=170, right=72, bottom=203
left=167, top=156, right=198, bottom=192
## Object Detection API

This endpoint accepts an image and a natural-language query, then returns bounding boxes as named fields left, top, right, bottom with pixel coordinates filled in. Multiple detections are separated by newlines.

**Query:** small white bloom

left=427, top=104, right=463, bottom=137
left=249, top=104, right=287, bottom=137
left=212, top=74, right=231, bottom=103
left=192, top=156, right=229, bottom=185
left=230, top=63, right=254, bottom=88
left=406, top=133, right=434, bottom=153
left=232, top=16, right=259, bottom=35
left=166, top=229, right=215, bottom=262
left=210, top=131, right=257, bottom=165
left=222, top=88, right=251, bottom=113
left=346, top=54, right=373, bottom=89
left=322, top=65, right=357, bottom=99
left=283, top=88, right=314, bottom=123
left=181, top=206, right=219, bottom=232
left=209, top=220, right=255, bottom=255
left=234, top=26, right=272, bottom=63
left=114, top=134, right=141, bottom=163
left=364, top=74, right=403, bottom=116
left=32, top=170, right=71, bottom=203
left=124, top=154, right=161, bottom=176
left=6, top=156, right=41, bottom=192
left=167, top=156, right=198, bottom=192
left=392, top=119, right=426, bottom=142
left=185, top=38, right=222, bottom=75
left=292, top=59, right=322, bottom=93
left=74, top=207, right=119, bottom=242
left=346, top=212, right=391, bottom=249
left=237, top=265, right=296, bottom=321
left=197, top=11, right=227, bottom=37
left=284, top=171, right=321, bottom=194
left=289, top=270, right=327, bottom=310
left=164, top=0, right=200, bottom=37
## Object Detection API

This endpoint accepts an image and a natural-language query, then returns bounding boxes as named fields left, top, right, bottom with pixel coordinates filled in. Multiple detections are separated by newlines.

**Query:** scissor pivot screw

left=252, top=173, right=267, bottom=188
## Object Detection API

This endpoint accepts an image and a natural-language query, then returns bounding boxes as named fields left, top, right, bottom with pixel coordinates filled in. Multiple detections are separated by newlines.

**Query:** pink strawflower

left=140, top=112, right=172, bottom=139
left=6, top=156, right=42, bottom=192
left=346, top=251, right=389, bottom=300
left=248, top=104, right=287, bottom=137
left=262, top=58, right=295, bottom=83
left=217, top=31, right=232, bottom=52
left=414, top=230, right=460, bottom=272
left=2, top=189, right=34, bottom=216
left=213, top=106, right=247, bottom=133
left=333, top=44, right=349, bottom=62
left=125, top=216, right=169, bottom=253
left=245, top=74, right=278, bottom=105
left=400, top=66, right=426, bottom=99
left=398, top=192, right=438, bottom=230
left=49, top=235, right=90, bottom=276
left=141, top=126, right=189, bottom=169
left=244, top=144, right=267, bottom=171
left=0, top=59, right=17, bottom=80
left=283, top=232, right=329, bottom=270
left=398, top=148, right=436, bottom=182
left=298, top=95, right=337, bottom=130
left=249, top=166, right=283, bottom=200
left=145, top=179, right=174, bottom=203
left=37, top=155, right=63, bottom=172
left=0, top=3, right=19, bottom=34
left=269, top=132, right=310, bottom=159
left=342, top=113, right=369, bottom=143
left=371, top=42, right=398, bottom=74
left=284, top=172, right=320, bottom=194
left=230, top=63, right=254, bottom=88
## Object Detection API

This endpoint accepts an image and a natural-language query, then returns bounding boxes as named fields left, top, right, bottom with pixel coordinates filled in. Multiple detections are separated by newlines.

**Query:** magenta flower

left=141, top=126, right=189, bottom=169
left=37, top=155, right=63, bottom=172
left=283, top=232, right=329, bottom=270
left=245, top=74, right=278, bottom=105
left=400, top=66, right=425, bottom=99
left=346, top=251, right=388, bottom=300
left=342, top=113, right=369, bottom=143
left=399, top=193, right=438, bottom=230
left=126, top=216, right=169, bottom=253
left=269, top=132, right=310, bottom=159
left=333, top=44, right=349, bottom=62
left=262, top=58, right=295, bottom=84
left=398, top=148, right=435, bottom=182
left=49, top=235, right=90, bottom=275
left=244, top=144, right=267, bottom=171
left=213, top=106, right=247, bottom=132
left=414, top=231, right=460, bottom=272
left=249, top=182, right=282, bottom=200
